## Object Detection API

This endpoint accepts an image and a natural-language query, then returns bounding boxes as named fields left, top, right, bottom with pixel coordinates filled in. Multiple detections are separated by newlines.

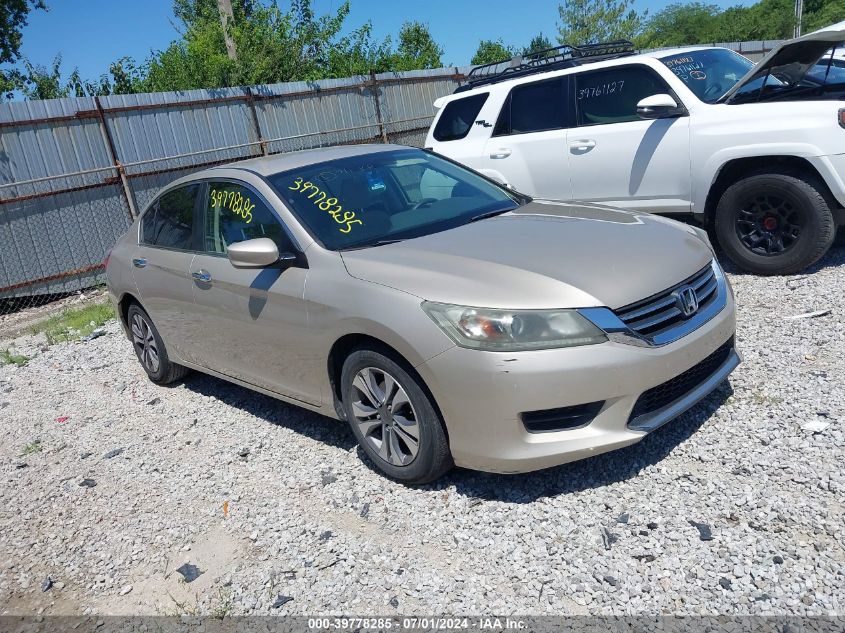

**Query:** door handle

left=132, top=258, right=147, bottom=268
left=489, top=148, right=512, bottom=159
left=569, top=139, right=596, bottom=151
left=191, top=270, right=212, bottom=283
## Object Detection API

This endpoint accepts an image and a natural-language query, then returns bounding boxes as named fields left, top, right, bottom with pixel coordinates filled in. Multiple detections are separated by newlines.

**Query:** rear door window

left=203, top=181, right=294, bottom=254
left=575, top=66, right=673, bottom=126
left=433, top=93, right=489, bottom=141
left=140, top=184, right=199, bottom=250
left=493, top=76, right=570, bottom=135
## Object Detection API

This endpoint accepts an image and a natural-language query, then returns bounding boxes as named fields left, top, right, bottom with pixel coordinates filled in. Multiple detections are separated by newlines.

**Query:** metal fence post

left=94, top=96, right=138, bottom=220
left=245, top=87, right=268, bottom=155
left=369, top=72, right=389, bottom=144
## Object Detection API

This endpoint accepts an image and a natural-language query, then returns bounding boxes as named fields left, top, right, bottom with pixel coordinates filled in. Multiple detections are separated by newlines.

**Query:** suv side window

left=576, top=65, right=673, bottom=126
left=203, top=181, right=294, bottom=254
left=140, top=183, right=199, bottom=250
left=433, top=93, right=489, bottom=142
left=493, top=77, right=569, bottom=136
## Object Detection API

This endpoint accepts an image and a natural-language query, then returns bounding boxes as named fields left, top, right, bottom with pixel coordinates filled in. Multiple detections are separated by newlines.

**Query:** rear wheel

left=341, top=347, right=452, bottom=484
left=714, top=171, right=835, bottom=275
left=127, top=304, right=189, bottom=385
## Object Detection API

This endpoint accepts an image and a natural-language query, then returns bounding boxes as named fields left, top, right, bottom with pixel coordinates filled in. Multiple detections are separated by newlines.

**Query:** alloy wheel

left=131, top=313, right=160, bottom=374
left=735, top=194, right=802, bottom=256
left=350, top=367, right=420, bottom=467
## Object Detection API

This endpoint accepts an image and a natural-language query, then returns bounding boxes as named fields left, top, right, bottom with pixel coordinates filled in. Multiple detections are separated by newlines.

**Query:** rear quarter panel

left=106, top=221, right=141, bottom=334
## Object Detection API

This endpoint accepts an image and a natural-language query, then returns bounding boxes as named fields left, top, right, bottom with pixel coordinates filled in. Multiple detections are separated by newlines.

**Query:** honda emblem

left=675, top=286, right=699, bottom=317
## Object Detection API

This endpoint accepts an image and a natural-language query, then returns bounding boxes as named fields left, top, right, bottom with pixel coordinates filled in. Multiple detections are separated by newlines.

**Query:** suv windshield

left=267, top=149, right=524, bottom=250
left=660, top=49, right=754, bottom=103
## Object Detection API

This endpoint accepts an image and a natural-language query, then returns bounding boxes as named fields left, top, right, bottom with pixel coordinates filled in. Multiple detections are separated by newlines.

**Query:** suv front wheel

left=714, top=170, right=835, bottom=275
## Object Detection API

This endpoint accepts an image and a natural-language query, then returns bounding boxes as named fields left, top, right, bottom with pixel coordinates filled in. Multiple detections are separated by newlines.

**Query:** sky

left=19, top=0, right=759, bottom=82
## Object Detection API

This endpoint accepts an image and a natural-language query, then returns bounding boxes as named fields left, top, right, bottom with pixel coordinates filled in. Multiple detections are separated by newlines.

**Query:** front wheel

left=341, top=348, right=452, bottom=484
left=714, top=171, right=835, bottom=275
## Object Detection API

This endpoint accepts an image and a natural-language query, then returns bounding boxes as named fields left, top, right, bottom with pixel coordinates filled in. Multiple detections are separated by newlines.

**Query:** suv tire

left=127, top=304, right=190, bottom=385
left=341, top=347, right=452, bottom=484
left=714, top=170, right=835, bottom=275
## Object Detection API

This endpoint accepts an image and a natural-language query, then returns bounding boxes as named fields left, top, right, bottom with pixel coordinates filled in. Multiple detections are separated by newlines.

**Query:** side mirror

left=227, top=237, right=280, bottom=268
left=636, top=94, right=685, bottom=119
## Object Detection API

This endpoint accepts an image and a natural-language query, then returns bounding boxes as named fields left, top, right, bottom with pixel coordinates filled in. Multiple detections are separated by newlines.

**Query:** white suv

left=426, top=24, right=845, bottom=275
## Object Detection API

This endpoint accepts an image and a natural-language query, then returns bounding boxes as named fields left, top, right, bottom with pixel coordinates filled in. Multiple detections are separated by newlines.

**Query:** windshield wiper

left=466, top=208, right=514, bottom=224
left=339, top=238, right=404, bottom=251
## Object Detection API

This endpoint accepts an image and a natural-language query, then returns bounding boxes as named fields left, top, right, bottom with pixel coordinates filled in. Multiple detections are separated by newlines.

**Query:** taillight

left=839, top=108, right=845, bottom=129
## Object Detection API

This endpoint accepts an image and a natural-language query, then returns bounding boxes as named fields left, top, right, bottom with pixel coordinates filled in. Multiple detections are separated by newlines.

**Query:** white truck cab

left=426, top=25, right=845, bottom=275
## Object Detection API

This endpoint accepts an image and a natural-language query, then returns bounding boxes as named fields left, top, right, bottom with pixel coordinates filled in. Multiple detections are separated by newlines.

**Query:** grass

left=163, top=591, right=200, bottom=616
left=210, top=587, right=234, bottom=619
left=29, top=302, right=115, bottom=345
left=20, top=440, right=42, bottom=456
left=0, top=348, right=31, bottom=366
left=750, top=391, right=784, bottom=406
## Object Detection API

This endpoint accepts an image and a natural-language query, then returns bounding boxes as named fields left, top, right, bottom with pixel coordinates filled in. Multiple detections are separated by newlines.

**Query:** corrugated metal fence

left=0, top=67, right=466, bottom=306
left=0, top=40, right=783, bottom=309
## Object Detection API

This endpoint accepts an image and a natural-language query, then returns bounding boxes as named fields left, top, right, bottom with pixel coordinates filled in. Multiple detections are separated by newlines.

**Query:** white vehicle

left=426, top=24, right=845, bottom=275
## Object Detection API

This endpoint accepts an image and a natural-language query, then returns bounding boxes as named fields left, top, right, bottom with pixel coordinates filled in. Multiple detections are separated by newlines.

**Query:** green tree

left=389, top=21, right=443, bottom=70
left=523, top=32, right=554, bottom=57
left=803, top=0, right=844, bottom=31
left=637, top=2, right=720, bottom=47
left=471, top=39, right=515, bottom=65
left=1, top=0, right=47, bottom=98
left=557, top=0, right=646, bottom=44
left=141, top=1, right=427, bottom=91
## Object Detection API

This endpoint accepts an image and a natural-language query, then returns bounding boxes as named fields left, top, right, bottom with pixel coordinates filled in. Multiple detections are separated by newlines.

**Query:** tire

left=340, top=347, right=452, bottom=484
left=714, top=170, right=835, bottom=275
left=126, top=303, right=189, bottom=385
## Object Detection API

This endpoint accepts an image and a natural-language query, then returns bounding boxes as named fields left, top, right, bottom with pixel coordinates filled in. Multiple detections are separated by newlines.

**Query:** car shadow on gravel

left=439, top=382, right=735, bottom=504
left=181, top=368, right=734, bottom=501
left=182, top=373, right=357, bottom=452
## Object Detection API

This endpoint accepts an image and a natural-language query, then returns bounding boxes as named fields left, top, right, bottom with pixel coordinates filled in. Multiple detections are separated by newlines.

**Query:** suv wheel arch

left=704, top=156, right=840, bottom=225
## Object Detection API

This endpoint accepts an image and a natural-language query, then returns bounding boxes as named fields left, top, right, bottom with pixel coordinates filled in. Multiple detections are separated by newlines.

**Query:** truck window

left=493, top=77, right=569, bottom=136
left=433, top=93, right=489, bottom=142
left=575, top=66, right=672, bottom=125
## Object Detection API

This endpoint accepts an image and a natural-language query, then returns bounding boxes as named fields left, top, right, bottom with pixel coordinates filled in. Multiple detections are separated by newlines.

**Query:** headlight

left=422, top=301, right=607, bottom=351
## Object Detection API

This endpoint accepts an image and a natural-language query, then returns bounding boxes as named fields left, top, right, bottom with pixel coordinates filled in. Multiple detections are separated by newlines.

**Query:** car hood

left=340, top=201, right=713, bottom=310
left=722, top=20, right=845, bottom=102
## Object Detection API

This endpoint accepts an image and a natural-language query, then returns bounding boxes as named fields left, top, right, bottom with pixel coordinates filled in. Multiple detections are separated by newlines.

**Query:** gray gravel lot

left=1, top=247, right=843, bottom=617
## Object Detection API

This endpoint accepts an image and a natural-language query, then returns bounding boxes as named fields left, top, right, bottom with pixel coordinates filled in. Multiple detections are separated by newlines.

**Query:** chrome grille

left=616, top=262, right=719, bottom=343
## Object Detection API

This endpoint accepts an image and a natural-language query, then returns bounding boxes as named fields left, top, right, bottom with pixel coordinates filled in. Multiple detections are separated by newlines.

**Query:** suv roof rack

left=455, top=40, right=636, bottom=93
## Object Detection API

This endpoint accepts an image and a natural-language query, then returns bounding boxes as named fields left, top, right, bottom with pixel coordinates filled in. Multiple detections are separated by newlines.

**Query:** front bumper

left=416, top=285, right=737, bottom=474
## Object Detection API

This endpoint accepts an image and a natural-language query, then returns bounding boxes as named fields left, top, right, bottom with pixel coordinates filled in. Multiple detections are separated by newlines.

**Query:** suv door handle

left=132, top=258, right=147, bottom=268
left=569, top=139, right=596, bottom=151
left=489, top=148, right=512, bottom=159
left=191, top=270, right=212, bottom=283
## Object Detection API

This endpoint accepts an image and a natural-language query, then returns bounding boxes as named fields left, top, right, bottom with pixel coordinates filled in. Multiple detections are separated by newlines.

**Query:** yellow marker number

left=289, top=177, right=364, bottom=234
left=211, top=188, right=255, bottom=224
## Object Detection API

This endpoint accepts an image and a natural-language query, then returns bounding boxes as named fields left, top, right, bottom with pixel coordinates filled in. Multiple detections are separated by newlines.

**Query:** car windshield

left=659, top=49, right=755, bottom=103
left=267, top=149, right=524, bottom=250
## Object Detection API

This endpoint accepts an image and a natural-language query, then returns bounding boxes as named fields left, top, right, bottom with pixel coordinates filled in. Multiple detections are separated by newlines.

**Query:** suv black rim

left=735, top=194, right=802, bottom=257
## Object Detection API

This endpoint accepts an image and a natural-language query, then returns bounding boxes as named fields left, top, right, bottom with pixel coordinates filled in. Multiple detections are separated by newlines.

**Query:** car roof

left=200, top=143, right=410, bottom=178
left=436, top=46, right=718, bottom=104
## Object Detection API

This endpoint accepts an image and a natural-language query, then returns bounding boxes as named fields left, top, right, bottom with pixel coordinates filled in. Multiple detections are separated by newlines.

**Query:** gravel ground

left=1, top=246, right=843, bottom=617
